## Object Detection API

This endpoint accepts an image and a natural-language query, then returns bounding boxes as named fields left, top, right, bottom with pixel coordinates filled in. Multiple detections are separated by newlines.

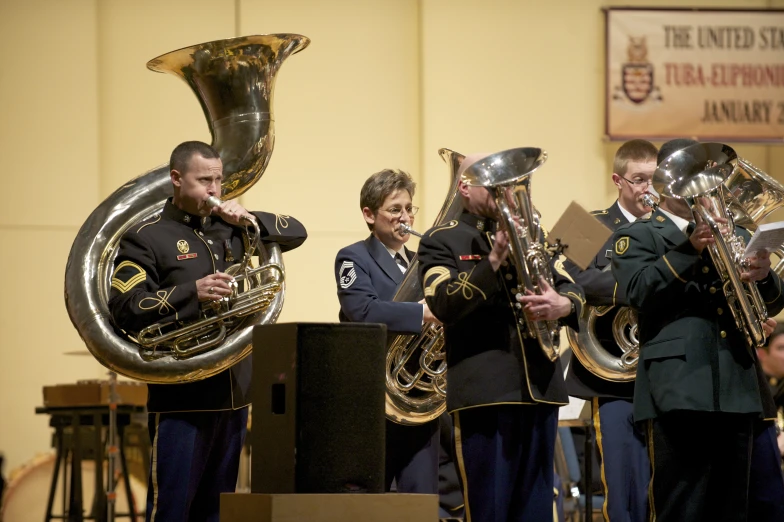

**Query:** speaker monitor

left=250, top=322, right=386, bottom=494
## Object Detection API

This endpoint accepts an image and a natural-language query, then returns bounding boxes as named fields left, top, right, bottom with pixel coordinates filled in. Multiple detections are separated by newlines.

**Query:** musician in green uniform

left=611, top=139, right=784, bottom=522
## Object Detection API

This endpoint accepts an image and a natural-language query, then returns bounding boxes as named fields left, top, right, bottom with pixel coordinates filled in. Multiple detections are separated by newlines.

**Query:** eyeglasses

left=382, top=205, right=419, bottom=217
left=619, top=176, right=653, bottom=187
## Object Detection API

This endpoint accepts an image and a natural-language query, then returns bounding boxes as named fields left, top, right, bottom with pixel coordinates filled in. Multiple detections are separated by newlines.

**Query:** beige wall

left=1, top=0, right=782, bottom=474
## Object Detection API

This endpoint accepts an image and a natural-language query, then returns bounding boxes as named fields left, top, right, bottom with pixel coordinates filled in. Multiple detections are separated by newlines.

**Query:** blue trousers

left=453, top=404, right=558, bottom=522
left=593, top=398, right=649, bottom=522
left=385, top=418, right=440, bottom=494
left=748, top=422, right=784, bottom=521
left=146, top=408, right=248, bottom=522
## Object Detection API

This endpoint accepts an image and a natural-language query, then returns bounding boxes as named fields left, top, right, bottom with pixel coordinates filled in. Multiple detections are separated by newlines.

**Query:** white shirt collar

left=617, top=201, right=638, bottom=224
left=658, top=208, right=692, bottom=235
left=383, top=244, right=408, bottom=272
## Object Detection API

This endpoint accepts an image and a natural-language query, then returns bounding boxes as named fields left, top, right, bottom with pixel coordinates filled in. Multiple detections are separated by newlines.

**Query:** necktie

left=394, top=252, right=409, bottom=270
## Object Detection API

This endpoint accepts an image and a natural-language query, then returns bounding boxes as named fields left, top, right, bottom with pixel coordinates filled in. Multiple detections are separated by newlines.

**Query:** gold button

left=720, top=331, right=727, bottom=338
left=199, top=231, right=204, bottom=236
left=709, top=287, right=717, bottom=294
left=502, top=261, right=509, bottom=267
left=505, top=273, right=513, bottom=281
left=208, top=239, right=213, bottom=245
left=702, top=266, right=709, bottom=274
left=717, top=308, right=723, bottom=315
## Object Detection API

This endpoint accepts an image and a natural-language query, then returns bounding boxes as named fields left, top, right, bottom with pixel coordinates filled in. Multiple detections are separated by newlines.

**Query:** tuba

left=566, top=291, right=640, bottom=382
left=384, top=148, right=465, bottom=425
left=461, top=147, right=561, bottom=362
left=64, top=35, right=310, bottom=383
left=570, top=145, right=784, bottom=381
left=656, top=142, right=769, bottom=352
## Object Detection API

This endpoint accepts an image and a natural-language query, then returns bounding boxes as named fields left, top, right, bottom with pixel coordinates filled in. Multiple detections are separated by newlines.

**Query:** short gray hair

left=359, top=169, right=416, bottom=231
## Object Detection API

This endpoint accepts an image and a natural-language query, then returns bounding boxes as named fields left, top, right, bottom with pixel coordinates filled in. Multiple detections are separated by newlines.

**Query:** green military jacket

left=611, top=208, right=784, bottom=422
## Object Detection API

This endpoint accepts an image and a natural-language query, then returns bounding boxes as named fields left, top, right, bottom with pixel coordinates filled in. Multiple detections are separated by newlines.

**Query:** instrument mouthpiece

left=206, top=196, right=223, bottom=208
left=399, top=223, right=423, bottom=238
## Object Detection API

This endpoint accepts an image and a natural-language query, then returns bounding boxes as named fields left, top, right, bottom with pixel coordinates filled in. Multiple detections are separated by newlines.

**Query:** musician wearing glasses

left=611, top=139, right=784, bottom=522
left=563, top=139, right=658, bottom=522
left=108, top=141, right=307, bottom=522
left=334, top=168, right=441, bottom=495
left=417, top=152, right=584, bottom=521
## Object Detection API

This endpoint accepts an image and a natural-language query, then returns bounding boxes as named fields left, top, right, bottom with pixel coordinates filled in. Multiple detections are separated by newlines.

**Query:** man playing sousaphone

left=109, top=141, right=307, bottom=521
left=417, top=150, right=584, bottom=521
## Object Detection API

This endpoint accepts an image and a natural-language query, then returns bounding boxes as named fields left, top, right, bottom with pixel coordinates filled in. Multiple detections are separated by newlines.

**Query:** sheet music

left=744, top=221, right=784, bottom=258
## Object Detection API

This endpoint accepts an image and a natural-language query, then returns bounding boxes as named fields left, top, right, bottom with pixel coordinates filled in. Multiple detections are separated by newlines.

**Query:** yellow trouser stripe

left=453, top=411, right=472, bottom=522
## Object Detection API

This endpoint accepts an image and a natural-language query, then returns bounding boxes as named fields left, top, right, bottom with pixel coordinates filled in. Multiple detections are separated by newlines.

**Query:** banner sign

left=605, top=8, right=784, bottom=142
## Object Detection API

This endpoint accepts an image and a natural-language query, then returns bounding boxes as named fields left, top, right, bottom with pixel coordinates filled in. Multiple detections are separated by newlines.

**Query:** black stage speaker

left=251, top=322, right=386, bottom=494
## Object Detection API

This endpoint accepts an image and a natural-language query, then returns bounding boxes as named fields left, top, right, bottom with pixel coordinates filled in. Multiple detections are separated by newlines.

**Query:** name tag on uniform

left=177, top=253, right=198, bottom=261
left=459, top=255, right=482, bottom=261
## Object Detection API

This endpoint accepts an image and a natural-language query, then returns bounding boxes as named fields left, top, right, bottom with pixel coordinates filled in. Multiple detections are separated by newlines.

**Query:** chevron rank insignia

left=111, top=261, right=146, bottom=293
left=339, top=261, right=357, bottom=289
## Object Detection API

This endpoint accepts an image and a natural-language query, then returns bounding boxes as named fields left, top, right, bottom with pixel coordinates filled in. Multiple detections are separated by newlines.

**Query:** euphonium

left=461, top=148, right=561, bottom=362
left=656, top=142, right=768, bottom=352
left=566, top=277, right=640, bottom=382
left=384, top=148, right=465, bottom=425
left=64, top=35, right=310, bottom=383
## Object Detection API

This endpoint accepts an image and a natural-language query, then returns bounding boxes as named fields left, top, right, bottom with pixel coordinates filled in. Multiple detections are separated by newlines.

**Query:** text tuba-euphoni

left=384, top=148, right=465, bottom=425
left=461, top=148, right=561, bottom=362
left=64, top=35, right=309, bottom=383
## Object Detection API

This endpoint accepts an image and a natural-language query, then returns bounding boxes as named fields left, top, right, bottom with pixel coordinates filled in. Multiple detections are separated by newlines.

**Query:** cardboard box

left=43, top=380, right=147, bottom=407
left=548, top=201, right=612, bottom=270
left=220, top=493, right=438, bottom=522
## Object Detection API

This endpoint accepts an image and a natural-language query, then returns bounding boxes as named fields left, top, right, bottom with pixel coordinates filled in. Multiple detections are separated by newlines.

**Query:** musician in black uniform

left=108, top=141, right=307, bottom=522
left=417, top=152, right=584, bottom=522
left=611, top=139, right=784, bottom=522
left=564, top=139, right=658, bottom=522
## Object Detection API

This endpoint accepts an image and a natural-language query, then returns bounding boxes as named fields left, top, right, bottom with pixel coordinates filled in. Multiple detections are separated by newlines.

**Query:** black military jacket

left=417, top=211, right=584, bottom=412
left=108, top=199, right=307, bottom=413
left=611, top=208, right=783, bottom=422
left=564, top=201, right=636, bottom=400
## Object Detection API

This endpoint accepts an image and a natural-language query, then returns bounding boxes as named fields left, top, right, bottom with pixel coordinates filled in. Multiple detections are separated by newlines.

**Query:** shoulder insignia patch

left=615, top=236, right=630, bottom=256
left=339, top=261, right=357, bottom=289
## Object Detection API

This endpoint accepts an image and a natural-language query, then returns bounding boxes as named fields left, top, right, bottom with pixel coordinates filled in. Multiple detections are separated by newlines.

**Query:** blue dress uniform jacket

left=417, top=211, right=585, bottom=412
left=335, top=234, right=439, bottom=495
left=108, top=199, right=307, bottom=413
left=565, top=201, right=635, bottom=399
left=611, top=208, right=784, bottom=422
left=335, top=235, right=422, bottom=333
